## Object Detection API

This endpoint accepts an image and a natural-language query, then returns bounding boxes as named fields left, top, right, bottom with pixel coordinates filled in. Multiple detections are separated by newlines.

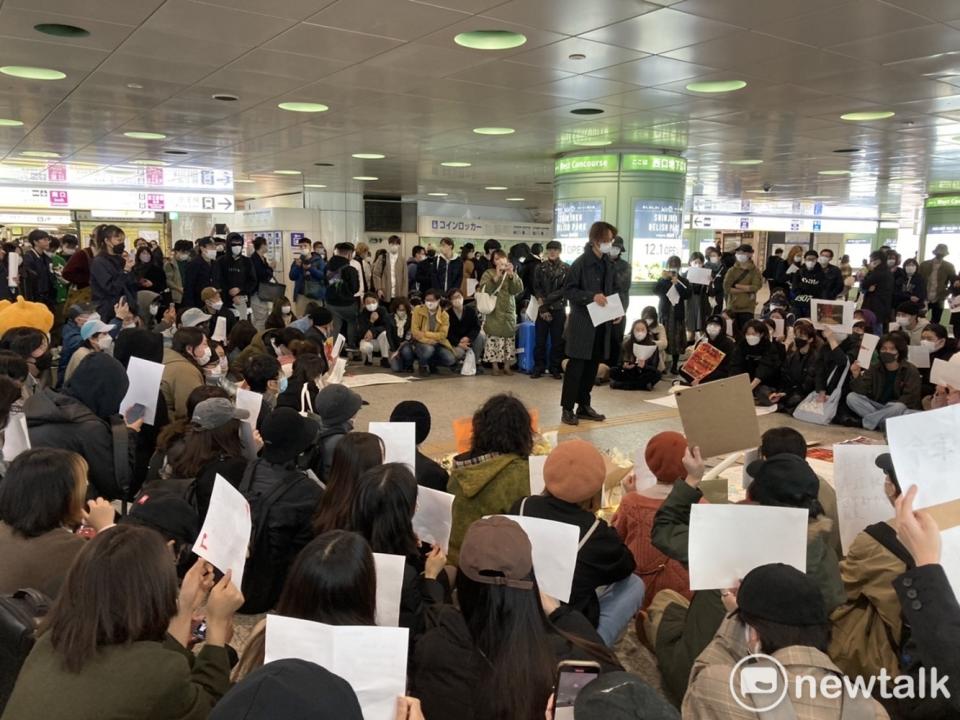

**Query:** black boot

left=576, top=405, right=606, bottom=422
left=561, top=409, right=579, bottom=426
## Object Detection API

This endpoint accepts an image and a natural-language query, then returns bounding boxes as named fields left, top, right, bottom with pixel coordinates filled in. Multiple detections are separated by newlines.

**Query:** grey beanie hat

left=314, top=384, right=362, bottom=426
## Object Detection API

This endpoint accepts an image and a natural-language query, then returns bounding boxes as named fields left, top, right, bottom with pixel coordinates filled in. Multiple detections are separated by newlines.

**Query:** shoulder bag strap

left=238, top=459, right=260, bottom=495
left=110, top=416, right=132, bottom=502
left=577, top=518, right=601, bottom=551
left=300, top=383, right=313, bottom=415
left=519, top=497, right=528, bottom=516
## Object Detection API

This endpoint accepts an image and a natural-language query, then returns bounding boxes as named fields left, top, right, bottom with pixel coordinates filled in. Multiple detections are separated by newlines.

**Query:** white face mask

left=97, top=335, right=114, bottom=352
left=706, top=324, right=721, bottom=339
left=610, top=247, right=622, bottom=258
left=896, top=315, right=911, bottom=327
left=887, top=258, right=898, bottom=267
left=905, top=265, right=916, bottom=275
left=425, top=301, right=439, bottom=312
left=365, top=303, right=378, bottom=312
left=634, top=331, right=647, bottom=341
left=210, top=301, right=223, bottom=312
left=599, top=242, right=613, bottom=255
left=139, top=253, right=152, bottom=263
left=281, top=306, right=291, bottom=315
left=388, top=245, right=400, bottom=255
left=176, top=252, right=189, bottom=261
left=745, top=334, right=761, bottom=346
left=818, top=256, right=830, bottom=266
left=708, top=256, right=718, bottom=263
left=231, top=245, right=242, bottom=256
left=921, top=339, right=939, bottom=353
left=735, top=253, right=749, bottom=264
left=805, top=260, right=816, bottom=270
left=149, top=304, right=159, bottom=316
left=195, top=346, right=212, bottom=365
left=203, top=249, right=217, bottom=261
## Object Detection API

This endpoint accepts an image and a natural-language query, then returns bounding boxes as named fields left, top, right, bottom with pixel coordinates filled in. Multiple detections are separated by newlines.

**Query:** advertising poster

left=554, top=199, right=603, bottom=264
left=632, top=199, right=683, bottom=281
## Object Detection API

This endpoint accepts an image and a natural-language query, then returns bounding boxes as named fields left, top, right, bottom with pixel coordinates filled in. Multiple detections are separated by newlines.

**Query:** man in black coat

left=818, top=248, right=844, bottom=300
left=183, top=237, right=221, bottom=309
left=217, top=232, right=257, bottom=312
left=560, top=221, right=621, bottom=426
left=21, top=229, right=57, bottom=311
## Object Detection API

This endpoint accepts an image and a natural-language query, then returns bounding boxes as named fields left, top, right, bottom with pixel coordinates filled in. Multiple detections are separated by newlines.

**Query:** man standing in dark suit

left=560, top=221, right=621, bottom=427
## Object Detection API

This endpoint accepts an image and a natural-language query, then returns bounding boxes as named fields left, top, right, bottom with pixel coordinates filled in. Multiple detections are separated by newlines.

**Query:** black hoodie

left=324, top=256, right=360, bottom=306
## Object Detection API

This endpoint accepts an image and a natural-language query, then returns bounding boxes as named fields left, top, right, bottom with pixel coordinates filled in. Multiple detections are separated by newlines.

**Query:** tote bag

left=793, top=360, right=849, bottom=426
left=475, top=275, right=506, bottom=315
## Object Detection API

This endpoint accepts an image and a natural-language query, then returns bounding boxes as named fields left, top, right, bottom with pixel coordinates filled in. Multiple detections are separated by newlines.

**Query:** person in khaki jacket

left=371, top=235, right=409, bottom=303
left=723, top=243, right=763, bottom=334
left=683, top=563, right=888, bottom=719
left=410, top=289, right=456, bottom=375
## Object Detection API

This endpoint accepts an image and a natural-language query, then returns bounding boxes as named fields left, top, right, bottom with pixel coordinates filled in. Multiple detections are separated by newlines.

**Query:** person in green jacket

left=846, top=332, right=922, bottom=431
left=645, top=449, right=843, bottom=706
left=722, top=243, right=763, bottom=334
left=447, top=393, right=533, bottom=563
left=477, top=249, right=523, bottom=375
left=2, top=524, right=243, bottom=720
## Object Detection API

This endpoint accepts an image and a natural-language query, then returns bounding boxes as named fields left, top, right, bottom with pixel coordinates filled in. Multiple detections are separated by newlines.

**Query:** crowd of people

left=0, top=222, right=958, bottom=719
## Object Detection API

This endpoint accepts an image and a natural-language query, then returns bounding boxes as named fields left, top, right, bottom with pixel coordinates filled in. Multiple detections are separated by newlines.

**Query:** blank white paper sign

left=2, top=414, right=30, bottom=463
left=687, top=267, right=712, bottom=286
left=529, top=455, right=547, bottom=496
left=633, top=343, right=658, bottom=362
left=908, top=345, right=931, bottom=369
left=931, top=358, right=960, bottom=389
left=939, top=525, right=960, bottom=605
left=212, top=315, right=227, bottom=342
left=234, top=388, right=262, bottom=428
left=857, top=334, right=880, bottom=368
left=688, top=504, right=808, bottom=590
left=466, top=278, right=478, bottom=297
left=497, top=514, right=579, bottom=603
left=369, top=422, right=417, bottom=471
left=119, top=357, right=165, bottom=426
left=666, top=284, right=681, bottom=306
left=833, top=444, right=894, bottom=555
left=194, top=475, right=251, bottom=588
left=412, top=486, right=454, bottom=553
left=373, top=553, right=405, bottom=627
left=525, top=296, right=540, bottom=323
left=265, top=616, right=409, bottom=720
left=887, top=404, right=960, bottom=510
left=587, top=294, right=625, bottom=327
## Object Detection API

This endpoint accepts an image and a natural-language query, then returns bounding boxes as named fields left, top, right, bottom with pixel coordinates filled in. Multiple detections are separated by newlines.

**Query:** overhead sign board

left=926, top=196, right=960, bottom=209
left=622, top=154, right=686, bottom=174
left=692, top=213, right=877, bottom=234
left=554, top=155, right=619, bottom=176
left=0, top=185, right=234, bottom=214
left=693, top=196, right=878, bottom=220
left=0, top=162, right=233, bottom=190
left=0, top=212, right=72, bottom=225
left=418, top=215, right=551, bottom=241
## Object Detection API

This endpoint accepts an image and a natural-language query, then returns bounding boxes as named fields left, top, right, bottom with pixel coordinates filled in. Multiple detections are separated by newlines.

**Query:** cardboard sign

left=811, top=299, right=855, bottom=333
left=193, top=475, right=251, bottom=588
left=887, top=404, right=960, bottom=510
left=369, top=422, right=416, bottom=471
left=833, top=444, right=894, bottom=554
left=119, top=357, right=165, bottom=426
left=265, top=616, right=408, bottom=720
left=681, top=343, right=726, bottom=382
left=688, top=504, right=808, bottom=590
left=412, top=486, right=454, bottom=553
left=676, top=374, right=760, bottom=457
left=373, top=553, right=405, bottom=627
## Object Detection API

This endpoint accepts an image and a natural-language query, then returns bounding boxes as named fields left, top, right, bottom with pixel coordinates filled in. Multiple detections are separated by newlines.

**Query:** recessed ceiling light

left=807, top=195, right=830, bottom=199
left=212, top=93, right=239, bottom=102
left=353, top=176, right=378, bottom=181
left=124, top=131, right=167, bottom=140
left=454, top=30, right=527, bottom=50
left=0, top=118, right=24, bottom=127
left=571, top=108, right=604, bottom=115
left=505, top=197, right=525, bottom=201
left=130, top=159, right=169, bottom=166
left=833, top=147, right=862, bottom=153
left=278, top=102, right=329, bottom=113
left=485, top=186, right=508, bottom=190
left=20, top=151, right=60, bottom=158
left=352, top=153, right=385, bottom=159
left=274, top=170, right=301, bottom=175
left=727, top=159, right=763, bottom=165
left=818, top=170, right=851, bottom=175
left=841, top=110, right=895, bottom=121
left=574, top=139, right=612, bottom=147
left=234, top=179, right=255, bottom=184
left=0, top=66, right=66, bottom=80
left=441, top=161, right=472, bottom=167
left=686, top=80, right=747, bottom=93
left=428, top=192, right=449, bottom=197
left=314, top=162, right=334, bottom=167
left=163, top=149, right=189, bottom=155
left=304, top=184, right=327, bottom=188
left=473, top=127, right=515, bottom=135
left=34, top=23, right=90, bottom=37
left=126, top=83, right=144, bottom=90
left=568, top=53, right=586, bottom=60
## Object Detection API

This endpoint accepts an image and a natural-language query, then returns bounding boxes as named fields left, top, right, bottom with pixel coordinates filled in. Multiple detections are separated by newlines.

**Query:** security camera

left=762, top=183, right=773, bottom=193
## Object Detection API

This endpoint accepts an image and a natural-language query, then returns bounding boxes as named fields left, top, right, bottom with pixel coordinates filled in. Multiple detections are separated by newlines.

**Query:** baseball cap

left=459, top=516, right=534, bottom=590
left=191, top=397, right=249, bottom=430
left=181, top=307, right=212, bottom=327
left=737, top=563, right=828, bottom=626
left=545, top=241, right=562, bottom=251
left=80, top=319, right=114, bottom=342
left=200, top=287, right=220, bottom=303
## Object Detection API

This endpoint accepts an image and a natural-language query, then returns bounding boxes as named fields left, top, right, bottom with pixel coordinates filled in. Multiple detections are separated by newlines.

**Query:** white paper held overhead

left=369, top=422, right=417, bottom=471
left=496, top=514, right=579, bottom=603
left=887, top=404, right=960, bottom=510
left=586, top=294, right=625, bottom=327
left=688, top=504, right=808, bottom=590
left=119, top=357, right=165, bottom=426
left=833, top=444, right=894, bottom=554
left=907, top=345, right=931, bottom=369
left=193, top=475, right=251, bottom=588
left=528, top=455, right=548, bottom=496
left=412, top=486, right=455, bottom=553
left=373, top=553, right=405, bottom=627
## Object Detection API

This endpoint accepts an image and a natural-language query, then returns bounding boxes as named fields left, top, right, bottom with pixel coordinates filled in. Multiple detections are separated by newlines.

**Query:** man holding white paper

left=559, top=221, right=623, bottom=427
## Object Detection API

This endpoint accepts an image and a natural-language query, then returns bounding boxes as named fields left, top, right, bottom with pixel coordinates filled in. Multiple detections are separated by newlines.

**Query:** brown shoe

left=503, top=364, right=513, bottom=376
left=635, top=610, right=654, bottom=653
left=491, top=365, right=503, bottom=376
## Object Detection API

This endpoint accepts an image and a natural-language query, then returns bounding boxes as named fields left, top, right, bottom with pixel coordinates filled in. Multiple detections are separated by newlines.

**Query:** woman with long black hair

left=312, top=432, right=385, bottom=534
left=89, top=224, right=138, bottom=321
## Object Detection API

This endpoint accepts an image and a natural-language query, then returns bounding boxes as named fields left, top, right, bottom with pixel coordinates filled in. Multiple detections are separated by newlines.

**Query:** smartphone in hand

left=553, top=660, right=600, bottom=720
left=125, top=403, right=147, bottom=424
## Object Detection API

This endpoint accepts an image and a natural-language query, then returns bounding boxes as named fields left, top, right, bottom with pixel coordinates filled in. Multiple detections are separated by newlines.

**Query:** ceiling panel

left=0, top=8, right=136, bottom=52
left=830, top=24, right=960, bottom=65
left=364, top=43, right=492, bottom=77
left=482, top=0, right=660, bottom=36
left=5, top=0, right=166, bottom=26
left=508, top=37, right=647, bottom=73
left=670, top=0, right=841, bottom=28
left=191, top=0, right=337, bottom=20
left=263, top=23, right=404, bottom=62
left=582, top=8, right=741, bottom=55
left=447, top=61, right=573, bottom=88
left=756, top=1, right=929, bottom=48
left=588, top=56, right=716, bottom=86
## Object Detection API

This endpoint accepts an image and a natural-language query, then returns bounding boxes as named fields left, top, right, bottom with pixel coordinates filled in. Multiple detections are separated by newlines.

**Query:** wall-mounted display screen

left=554, top=199, right=603, bottom=264
left=632, top=199, right=683, bottom=281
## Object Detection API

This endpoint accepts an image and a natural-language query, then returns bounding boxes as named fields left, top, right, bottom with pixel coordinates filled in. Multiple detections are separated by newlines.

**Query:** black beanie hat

left=746, top=454, right=821, bottom=516
left=737, top=563, right=828, bottom=626
left=574, top=672, right=679, bottom=720
left=261, top=407, right=319, bottom=463
left=389, top=400, right=431, bottom=445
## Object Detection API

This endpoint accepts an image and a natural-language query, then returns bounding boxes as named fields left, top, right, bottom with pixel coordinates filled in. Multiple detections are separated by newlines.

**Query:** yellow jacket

left=412, top=305, right=453, bottom=351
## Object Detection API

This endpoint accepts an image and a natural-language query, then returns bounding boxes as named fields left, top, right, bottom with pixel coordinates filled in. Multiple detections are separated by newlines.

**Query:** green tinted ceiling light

left=124, top=131, right=167, bottom=140
left=473, top=127, right=515, bottom=135
left=130, top=159, right=169, bottom=166
left=727, top=159, right=763, bottom=165
left=353, top=176, right=378, bottom=181
left=352, top=153, right=385, bottom=159
left=273, top=170, right=301, bottom=175
left=485, top=186, right=508, bottom=190
left=455, top=30, right=527, bottom=50
left=34, top=23, right=90, bottom=37
left=0, top=118, right=24, bottom=127
left=0, top=66, right=66, bottom=80
left=840, top=111, right=895, bottom=121
left=818, top=170, right=851, bottom=175
left=686, top=80, right=746, bottom=93
left=441, top=161, right=472, bottom=167
left=278, top=102, right=329, bottom=113
left=20, top=150, right=60, bottom=158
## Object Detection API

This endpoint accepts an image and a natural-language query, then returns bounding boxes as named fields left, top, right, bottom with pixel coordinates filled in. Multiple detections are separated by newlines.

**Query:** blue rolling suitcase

left=516, top=321, right=537, bottom=373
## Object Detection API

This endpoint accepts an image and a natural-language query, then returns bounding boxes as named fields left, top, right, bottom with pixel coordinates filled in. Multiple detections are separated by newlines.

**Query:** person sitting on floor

left=609, top=319, right=664, bottom=391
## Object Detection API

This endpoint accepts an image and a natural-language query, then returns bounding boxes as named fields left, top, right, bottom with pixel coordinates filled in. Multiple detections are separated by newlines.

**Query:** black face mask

left=879, top=351, right=898, bottom=365
left=794, top=338, right=808, bottom=349
left=33, top=350, right=53, bottom=371
left=112, top=243, right=125, bottom=255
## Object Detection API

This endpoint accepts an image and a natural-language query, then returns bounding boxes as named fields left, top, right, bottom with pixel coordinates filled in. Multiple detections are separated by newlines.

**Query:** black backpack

left=0, top=589, right=52, bottom=714
left=237, top=459, right=324, bottom=614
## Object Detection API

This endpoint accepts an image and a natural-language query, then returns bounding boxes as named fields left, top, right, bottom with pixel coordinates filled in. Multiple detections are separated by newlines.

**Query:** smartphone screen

left=554, top=663, right=600, bottom=719
left=125, top=403, right=147, bottom=424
